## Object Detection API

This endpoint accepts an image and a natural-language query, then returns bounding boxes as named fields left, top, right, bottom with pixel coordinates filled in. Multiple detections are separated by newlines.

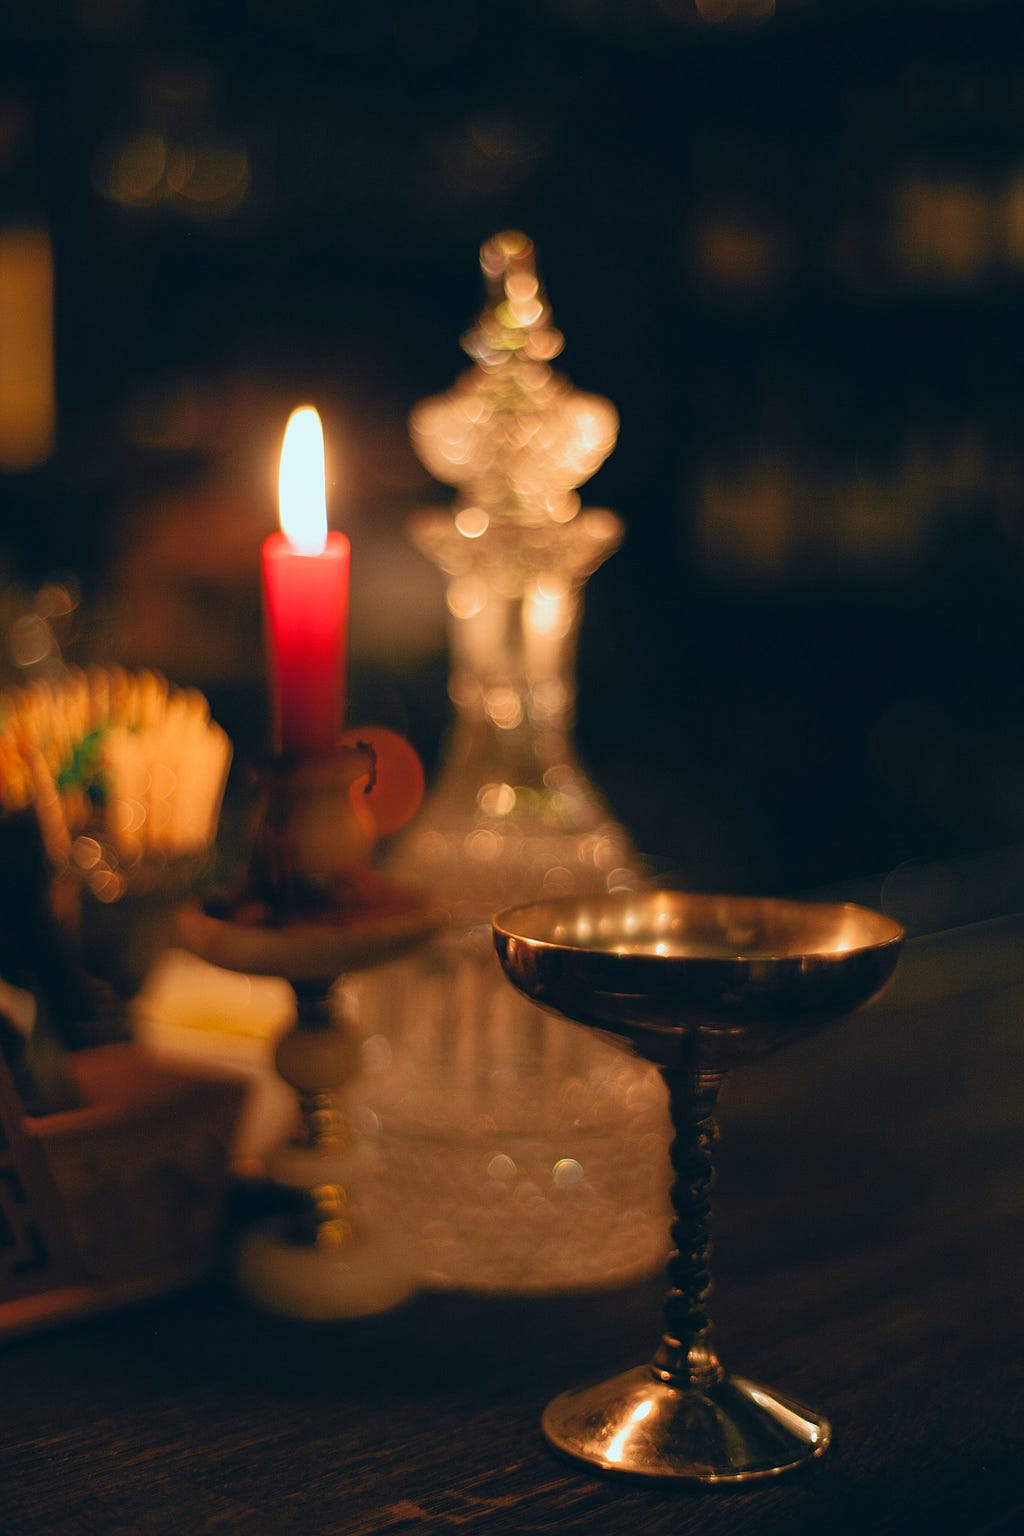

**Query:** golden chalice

left=493, top=890, right=903, bottom=1484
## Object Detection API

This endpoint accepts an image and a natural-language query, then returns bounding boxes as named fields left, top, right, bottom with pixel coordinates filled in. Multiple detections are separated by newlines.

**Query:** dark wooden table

left=2, top=945, right=1022, bottom=1536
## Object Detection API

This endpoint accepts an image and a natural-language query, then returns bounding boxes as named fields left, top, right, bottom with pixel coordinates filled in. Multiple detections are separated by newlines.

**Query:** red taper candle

left=262, top=406, right=350, bottom=756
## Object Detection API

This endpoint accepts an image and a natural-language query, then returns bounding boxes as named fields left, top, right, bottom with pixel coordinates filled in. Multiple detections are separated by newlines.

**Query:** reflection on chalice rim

left=493, top=891, right=904, bottom=1484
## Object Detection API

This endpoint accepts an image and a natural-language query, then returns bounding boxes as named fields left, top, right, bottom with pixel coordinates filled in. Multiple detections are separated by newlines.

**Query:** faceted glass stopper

left=409, top=231, right=619, bottom=526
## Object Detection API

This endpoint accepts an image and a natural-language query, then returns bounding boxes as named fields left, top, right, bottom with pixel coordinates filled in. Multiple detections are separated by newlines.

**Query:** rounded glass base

left=237, top=1218, right=416, bottom=1321
left=541, top=1365, right=830, bottom=1484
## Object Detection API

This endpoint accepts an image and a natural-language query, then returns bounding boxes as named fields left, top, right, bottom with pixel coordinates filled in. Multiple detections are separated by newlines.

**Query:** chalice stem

left=652, top=1069, right=723, bottom=1389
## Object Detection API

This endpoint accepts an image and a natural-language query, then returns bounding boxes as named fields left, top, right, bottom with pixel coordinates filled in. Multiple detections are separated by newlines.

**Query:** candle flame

left=279, top=405, right=328, bottom=553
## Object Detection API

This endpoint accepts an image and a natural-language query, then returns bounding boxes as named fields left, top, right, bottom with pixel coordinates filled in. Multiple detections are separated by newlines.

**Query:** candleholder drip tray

left=349, top=231, right=671, bottom=1295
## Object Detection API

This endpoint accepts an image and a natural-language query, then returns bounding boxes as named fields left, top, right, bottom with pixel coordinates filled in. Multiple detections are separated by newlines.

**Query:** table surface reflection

left=2, top=966, right=1022, bottom=1536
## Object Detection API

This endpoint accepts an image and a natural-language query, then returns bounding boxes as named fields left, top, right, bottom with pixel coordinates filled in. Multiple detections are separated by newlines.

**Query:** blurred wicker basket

left=0, top=1043, right=246, bottom=1339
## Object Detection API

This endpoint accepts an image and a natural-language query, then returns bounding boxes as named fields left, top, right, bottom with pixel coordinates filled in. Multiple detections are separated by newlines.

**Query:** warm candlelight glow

left=279, top=405, right=328, bottom=554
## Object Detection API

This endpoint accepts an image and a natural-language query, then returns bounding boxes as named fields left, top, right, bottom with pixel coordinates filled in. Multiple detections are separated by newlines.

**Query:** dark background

left=4, top=0, right=1024, bottom=896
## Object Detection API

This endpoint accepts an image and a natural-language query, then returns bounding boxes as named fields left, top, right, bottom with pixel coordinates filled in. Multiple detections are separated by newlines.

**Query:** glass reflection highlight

left=411, top=230, right=618, bottom=527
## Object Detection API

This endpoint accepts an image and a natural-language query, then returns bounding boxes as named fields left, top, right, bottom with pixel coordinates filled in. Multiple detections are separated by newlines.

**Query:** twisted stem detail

left=652, top=1070, right=723, bottom=1389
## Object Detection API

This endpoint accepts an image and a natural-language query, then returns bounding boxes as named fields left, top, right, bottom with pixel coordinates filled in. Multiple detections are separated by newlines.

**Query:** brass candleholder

left=179, top=741, right=440, bottom=1319
left=493, top=891, right=904, bottom=1484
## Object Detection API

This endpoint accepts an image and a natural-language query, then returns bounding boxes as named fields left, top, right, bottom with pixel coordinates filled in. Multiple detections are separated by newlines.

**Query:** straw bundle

left=0, top=667, right=231, bottom=898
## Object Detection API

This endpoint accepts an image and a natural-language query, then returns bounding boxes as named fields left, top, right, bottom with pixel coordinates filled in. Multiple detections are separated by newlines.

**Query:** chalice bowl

left=493, top=891, right=903, bottom=1484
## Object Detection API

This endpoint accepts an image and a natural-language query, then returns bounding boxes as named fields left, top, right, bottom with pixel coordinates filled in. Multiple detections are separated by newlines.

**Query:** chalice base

left=237, top=1216, right=416, bottom=1321
left=542, top=1365, right=830, bottom=1484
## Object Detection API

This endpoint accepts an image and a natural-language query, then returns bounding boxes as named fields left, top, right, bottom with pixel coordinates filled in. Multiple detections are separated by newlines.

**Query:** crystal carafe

left=350, top=233, right=669, bottom=1293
